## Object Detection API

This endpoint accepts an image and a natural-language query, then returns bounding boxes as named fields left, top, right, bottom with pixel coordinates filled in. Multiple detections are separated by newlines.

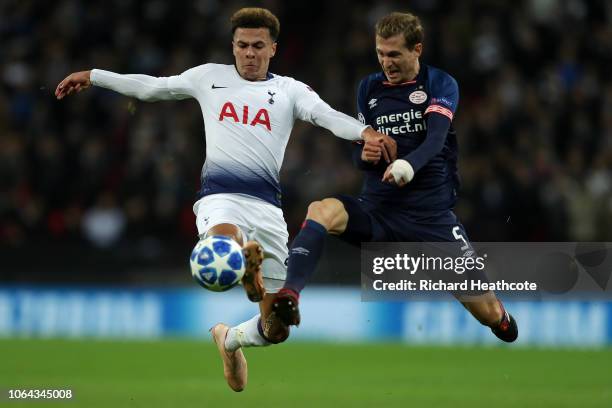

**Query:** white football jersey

left=91, top=64, right=367, bottom=206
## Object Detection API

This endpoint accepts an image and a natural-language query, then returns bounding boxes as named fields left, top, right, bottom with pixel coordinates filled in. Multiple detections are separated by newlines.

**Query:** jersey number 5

left=452, top=226, right=470, bottom=252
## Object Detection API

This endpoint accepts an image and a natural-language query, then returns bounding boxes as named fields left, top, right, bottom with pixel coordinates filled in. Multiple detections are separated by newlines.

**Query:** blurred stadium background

left=1, top=0, right=612, bottom=406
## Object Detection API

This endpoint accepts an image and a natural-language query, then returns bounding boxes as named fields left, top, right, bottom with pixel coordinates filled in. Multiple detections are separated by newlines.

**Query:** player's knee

left=305, top=199, right=344, bottom=231
left=206, top=223, right=244, bottom=246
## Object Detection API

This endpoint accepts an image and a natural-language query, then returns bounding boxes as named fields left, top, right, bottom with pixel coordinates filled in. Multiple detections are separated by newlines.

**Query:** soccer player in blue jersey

left=273, top=12, right=518, bottom=342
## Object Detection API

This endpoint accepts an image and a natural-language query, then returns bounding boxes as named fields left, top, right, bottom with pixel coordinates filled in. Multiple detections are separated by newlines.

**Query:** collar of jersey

left=233, top=64, right=275, bottom=82
left=382, top=79, right=417, bottom=87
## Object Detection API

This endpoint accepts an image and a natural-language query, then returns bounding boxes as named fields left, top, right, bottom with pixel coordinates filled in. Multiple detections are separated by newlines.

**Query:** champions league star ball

left=190, top=236, right=245, bottom=292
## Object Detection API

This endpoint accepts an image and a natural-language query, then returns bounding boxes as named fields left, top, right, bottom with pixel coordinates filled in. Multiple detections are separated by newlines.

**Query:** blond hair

left=375, top=12, right=424, bottom=50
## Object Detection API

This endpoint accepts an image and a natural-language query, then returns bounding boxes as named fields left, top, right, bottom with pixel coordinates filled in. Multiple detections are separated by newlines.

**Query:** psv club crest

left=409, top=90, right=427, bottom=104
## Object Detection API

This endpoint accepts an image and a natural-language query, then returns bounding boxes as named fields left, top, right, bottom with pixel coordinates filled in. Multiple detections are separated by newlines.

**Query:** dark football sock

left=283, top=220, right=328, bottom=294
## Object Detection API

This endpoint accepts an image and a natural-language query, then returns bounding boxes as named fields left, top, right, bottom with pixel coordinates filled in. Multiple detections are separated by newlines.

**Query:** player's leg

left=425, top=220, right=519, bottom=342
left=210, top=323, right=248, bottom=392
left=194, top=195, right=266, bottom=303
left=205, top=223, right=264, bottom=392
left=222, top=279, right=287, bottom=348
left=458, top=291, right=502, bottom=325
left=272, top=197, right=348, bottom=325
left=284, top=197, right=349, bottom=291
left=213, top=278, right=288, bottom=392
left=210, top=201, right=291, bottom=392
left=274, top=196, right=376, bottom=326
left=193, top=196, right=267, bottom=391
left=459, top=294, right=518, bottom=343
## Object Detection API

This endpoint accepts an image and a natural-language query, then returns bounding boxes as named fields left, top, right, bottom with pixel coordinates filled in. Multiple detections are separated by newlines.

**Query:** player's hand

left=361, top=127, right=396, bottom=163
left=382, top=160, right=414, bottom=187
left=361, top=139, right=383, bottom=163
left=55, top=70, right=92, bottom=100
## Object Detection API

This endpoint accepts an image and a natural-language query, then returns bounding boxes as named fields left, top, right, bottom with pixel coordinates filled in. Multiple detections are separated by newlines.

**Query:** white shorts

left=193, top=193, right=289, bottom=290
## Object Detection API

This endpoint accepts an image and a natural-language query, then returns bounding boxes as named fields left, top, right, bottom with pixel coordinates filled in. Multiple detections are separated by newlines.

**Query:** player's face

left=233, top=28, right=277, bottom=81
left=376, top=34, right=422, bottom=84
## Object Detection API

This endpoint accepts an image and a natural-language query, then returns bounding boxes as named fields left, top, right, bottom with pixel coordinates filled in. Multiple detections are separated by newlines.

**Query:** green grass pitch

left=1, top=339, right=610, bottom=407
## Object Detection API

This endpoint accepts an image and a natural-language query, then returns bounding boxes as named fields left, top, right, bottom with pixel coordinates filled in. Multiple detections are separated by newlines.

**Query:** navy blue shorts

left=334, top=195, right=487, bottom=295
left=333, top=194, right=473, bottom=257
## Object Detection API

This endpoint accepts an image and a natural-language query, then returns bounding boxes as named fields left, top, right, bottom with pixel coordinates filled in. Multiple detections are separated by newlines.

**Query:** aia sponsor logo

left=218, top=102, right=271, bottom=131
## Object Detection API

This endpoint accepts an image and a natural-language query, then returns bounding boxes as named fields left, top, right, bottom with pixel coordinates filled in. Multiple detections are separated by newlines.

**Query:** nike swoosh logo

left=211, top=84, right=228, bottom=89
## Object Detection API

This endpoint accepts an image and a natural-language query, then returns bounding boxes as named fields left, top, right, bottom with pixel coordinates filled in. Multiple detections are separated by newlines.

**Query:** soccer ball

left=190, top=235, right=245, bottom=292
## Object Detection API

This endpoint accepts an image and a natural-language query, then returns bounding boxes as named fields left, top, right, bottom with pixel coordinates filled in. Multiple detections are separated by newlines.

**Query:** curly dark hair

left=231, top=8, right=280, bottom=41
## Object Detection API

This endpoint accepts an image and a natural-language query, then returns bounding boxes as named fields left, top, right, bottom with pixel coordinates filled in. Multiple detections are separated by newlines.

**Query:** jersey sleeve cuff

left=358, top=124, right=371, bottom=140
left=90, top=69, right=101, bottom=86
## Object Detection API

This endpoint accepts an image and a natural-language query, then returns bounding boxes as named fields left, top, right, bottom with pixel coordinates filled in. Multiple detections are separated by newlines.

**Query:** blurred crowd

left=2, top=0, right=612, bottom=277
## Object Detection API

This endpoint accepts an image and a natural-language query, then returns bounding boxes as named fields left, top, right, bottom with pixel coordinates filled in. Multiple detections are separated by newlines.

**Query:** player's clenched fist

left=360, top=127, right=397, bottom=164
left=55, top=70, right=92, bottom=100
left=361, top=140, right=383, bottom=163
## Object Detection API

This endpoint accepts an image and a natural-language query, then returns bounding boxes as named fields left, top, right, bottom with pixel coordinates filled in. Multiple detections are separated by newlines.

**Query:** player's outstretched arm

left=292, top=80, right=398, bottom=162
left=55, top=71, right=92, bottom=100
left=56, top=68, right=200, bottom=102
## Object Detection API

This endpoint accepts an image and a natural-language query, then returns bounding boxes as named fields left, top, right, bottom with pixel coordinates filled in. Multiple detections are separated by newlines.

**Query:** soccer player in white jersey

left=55, top=8, right=396, bottom=392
